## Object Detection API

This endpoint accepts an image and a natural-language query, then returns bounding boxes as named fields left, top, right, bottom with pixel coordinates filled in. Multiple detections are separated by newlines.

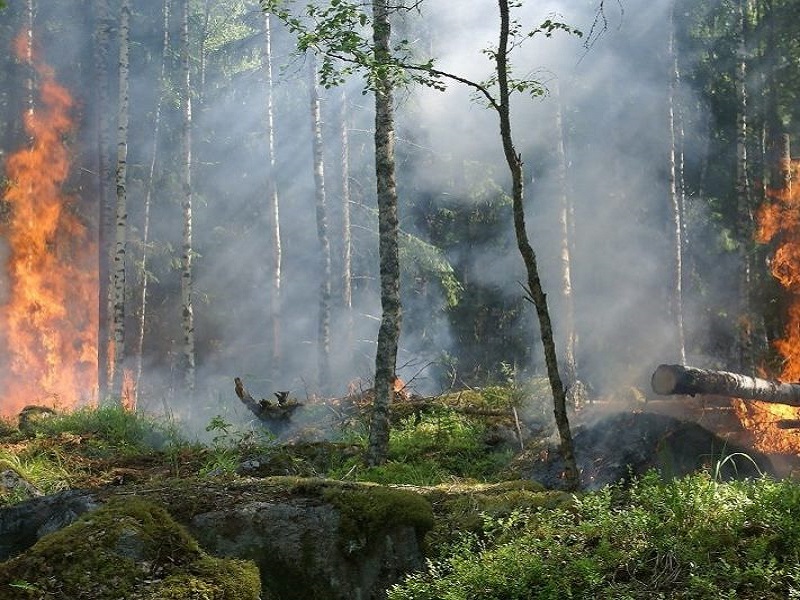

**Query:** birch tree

left=180, top=0, right=196, bottom=392
left=735, top=0, right=754, bottom=373
left=110, top=0, right=130, bottom=400
left=309, top=54, right=333, bottom=390
left=339, top=88, right=354, bottom=344
left=263, top=12, right=282, bottom=380
left=93, top=0, right=113, bottom=401
left=667, top=1, right=686, bottom=365
left=553, top=82, right=583, bottom=406
left=135, top=0, right=171, bottom=400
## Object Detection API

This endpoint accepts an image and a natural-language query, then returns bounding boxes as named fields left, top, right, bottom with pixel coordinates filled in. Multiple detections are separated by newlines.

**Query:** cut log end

left=650, top=363, right=800, bottom=407
left=651, top=364, right=682, bottom=396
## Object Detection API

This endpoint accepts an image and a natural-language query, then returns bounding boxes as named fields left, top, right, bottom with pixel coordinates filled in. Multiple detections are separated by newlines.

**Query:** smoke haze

left=0, top=0, right=742, bottom=436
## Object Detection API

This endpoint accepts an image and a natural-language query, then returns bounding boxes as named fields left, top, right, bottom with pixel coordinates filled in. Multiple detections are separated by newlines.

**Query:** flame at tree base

left=739, top=159, right=800, bottom=454
left=0, top=34, right=98, bottom=416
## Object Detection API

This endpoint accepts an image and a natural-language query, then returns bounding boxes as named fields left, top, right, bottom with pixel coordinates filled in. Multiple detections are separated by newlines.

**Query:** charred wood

left=651, top=363, right=800, bottom=406
left=233, top=377, right=301, bottom=423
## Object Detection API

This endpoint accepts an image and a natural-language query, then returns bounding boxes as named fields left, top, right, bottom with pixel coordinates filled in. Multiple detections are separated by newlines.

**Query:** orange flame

left=0, top=33, right=98, bottom=416
left=739, top=160, right=800, bottom=453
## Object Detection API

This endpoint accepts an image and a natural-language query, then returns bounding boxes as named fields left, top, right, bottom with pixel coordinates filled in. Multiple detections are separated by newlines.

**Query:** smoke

left=0, top=0, right=744, bottom=436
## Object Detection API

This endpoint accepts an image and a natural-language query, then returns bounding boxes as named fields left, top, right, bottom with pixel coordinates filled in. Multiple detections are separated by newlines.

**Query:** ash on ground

left=519, top=411, right=773, bottom=490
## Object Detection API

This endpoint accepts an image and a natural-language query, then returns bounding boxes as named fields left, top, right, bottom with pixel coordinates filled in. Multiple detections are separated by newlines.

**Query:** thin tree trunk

left=263, top=13, right=282, bottom=379
left=135, top=0, right=171, bottom=402
left=667, top=4, right=686, bottom=365
left=93, top=0, right=113, bottom=402
left=497, top=0, right=578, bottom=490
left=553, top=81, right=581, bottom=405
left=110, top=0, right=131, bottom=400
left=735, top=0, right=754, bottom=374
left=340, top=88, right=353, bottom=338
left=180, top=0, right=196, bottom=393
left=366, top=0, right=401, bottom=467
left=309, top=54, right=332, bottom=390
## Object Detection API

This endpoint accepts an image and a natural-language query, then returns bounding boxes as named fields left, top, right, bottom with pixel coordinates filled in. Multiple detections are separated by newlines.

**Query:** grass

left=5, top=385, right=800, bottom=599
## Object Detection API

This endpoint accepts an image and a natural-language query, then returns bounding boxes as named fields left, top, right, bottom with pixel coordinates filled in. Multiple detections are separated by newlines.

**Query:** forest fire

left=736, top=159, right=800, bottom=454
left=0, top=34, right=97, bottom=416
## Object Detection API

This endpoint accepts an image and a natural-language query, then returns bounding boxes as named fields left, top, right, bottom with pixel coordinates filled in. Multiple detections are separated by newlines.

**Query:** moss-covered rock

left=0, top=497, right=261, bottom=600
left=180, top=477, right=432, bottom=600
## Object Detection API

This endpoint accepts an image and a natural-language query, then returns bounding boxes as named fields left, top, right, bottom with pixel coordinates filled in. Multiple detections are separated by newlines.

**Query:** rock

left=0, top=489, right=98, bottom=561
left=187, top=480, right=433, bottom=600
left=0, top=497, right=261, bottom=600
left=0, top=469, right=42, bottom=500
left=0, top=477, right=434, bottom=600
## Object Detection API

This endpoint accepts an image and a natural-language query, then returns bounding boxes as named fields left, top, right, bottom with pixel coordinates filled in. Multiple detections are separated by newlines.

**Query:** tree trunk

left=365, top=0, right=401, bottom=467
left=309, top=54, right=332, bottom=390
left=652, top=363, right=800, bottom=406
left=667, top=2, right=686, bottom=365
left=340, top=88, right=354, bottom=343
left=496, top=0, right=578, bottom=490
left=735, top=0, right=754, bottom=374
left=180, top=0, right=196, bottom=393
left=94, top=0, right=112, bottom=402
left=134, top=0, right=170, bottom=402
left=553, top=81, right=581, bottom=405
left=110, top=0, right=130, bottom=401
left=263, top=12, right=282, bottom=380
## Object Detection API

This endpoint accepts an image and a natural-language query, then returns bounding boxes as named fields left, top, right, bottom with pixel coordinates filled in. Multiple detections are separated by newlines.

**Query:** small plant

left=389, top=473, right=800, bottom=600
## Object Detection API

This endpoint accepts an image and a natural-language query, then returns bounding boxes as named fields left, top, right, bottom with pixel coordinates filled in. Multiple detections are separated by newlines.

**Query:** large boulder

left=0, top=477, right=434, bottom=600
left=0, top=496, right=261, bottom=600
left=187, top=479, right=433, bottom=600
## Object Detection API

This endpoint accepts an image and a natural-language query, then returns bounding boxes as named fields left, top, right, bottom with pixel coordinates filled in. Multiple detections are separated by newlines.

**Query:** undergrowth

left=389, top=471, right=800, bottom=600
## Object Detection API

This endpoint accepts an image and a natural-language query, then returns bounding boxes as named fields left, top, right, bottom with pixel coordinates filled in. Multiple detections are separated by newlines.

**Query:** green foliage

left=25, top=405, right=179, bottom=453
left=0, top=449, right=71, bottom=504
left=261, top=0, right=444, bottom=91
left=201, top=415, right=275, bottom=477
left=389, top=473, right=800, bottom=600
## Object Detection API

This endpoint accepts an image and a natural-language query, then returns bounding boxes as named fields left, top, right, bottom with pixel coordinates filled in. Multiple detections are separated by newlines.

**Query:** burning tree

left=757, top=159, right=800, bottom=380
left=0, top=34, right=98, bottom=416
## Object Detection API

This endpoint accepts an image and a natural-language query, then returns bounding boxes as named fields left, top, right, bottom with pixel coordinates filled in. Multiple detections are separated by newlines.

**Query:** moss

left=321, top=482, right=435, bottom=554
left=0, top=497, right=260, bottom=600
left=149, top=556, right=262, bottom=600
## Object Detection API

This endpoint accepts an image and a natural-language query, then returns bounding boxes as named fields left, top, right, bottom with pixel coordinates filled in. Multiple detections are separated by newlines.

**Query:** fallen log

left=651, top=364, right=800, bottom=406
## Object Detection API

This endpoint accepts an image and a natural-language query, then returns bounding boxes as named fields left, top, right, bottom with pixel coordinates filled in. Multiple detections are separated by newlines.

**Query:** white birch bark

left=309, top=55, right=332, bottom=389
left=180, top=0, right=196, bottom=392
left=668, top=4, right=686, bottom=365
left=340, top=88, right=354, bottom=344
left=110, top=0, right=131, bottom=399
left=263, top=13, right=282, bottom=378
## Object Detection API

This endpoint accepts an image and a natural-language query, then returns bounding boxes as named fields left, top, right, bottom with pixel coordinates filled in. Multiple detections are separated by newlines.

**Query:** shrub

left=389, top=473, right=800, bottom=600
